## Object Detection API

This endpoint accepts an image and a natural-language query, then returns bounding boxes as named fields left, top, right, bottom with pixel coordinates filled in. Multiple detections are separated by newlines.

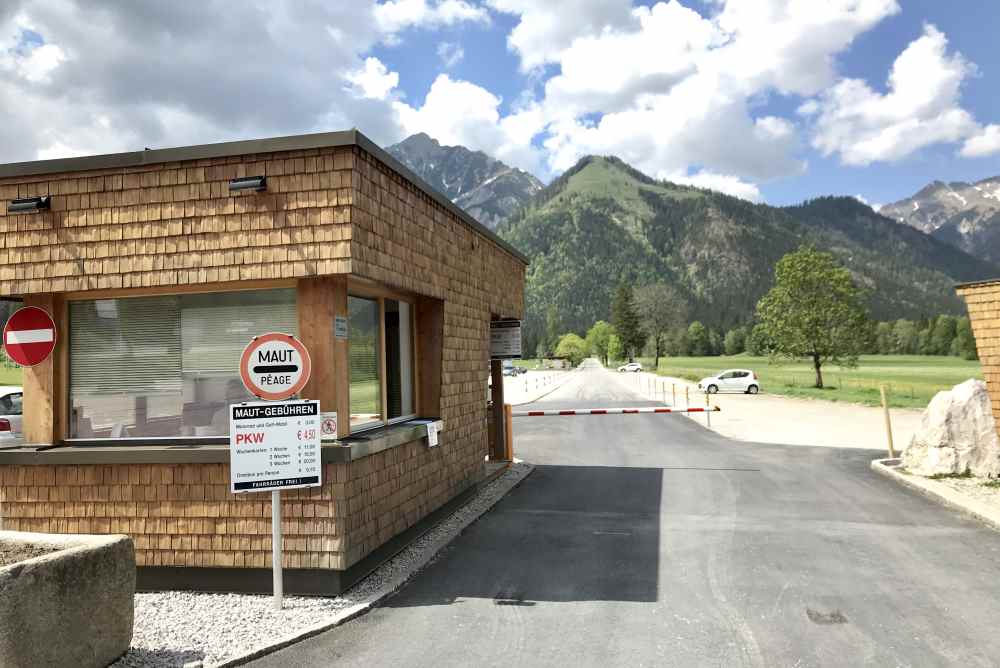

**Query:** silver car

left=0, top=386, right=23, bottom=439
left=697, top=370, right=760, bottom=395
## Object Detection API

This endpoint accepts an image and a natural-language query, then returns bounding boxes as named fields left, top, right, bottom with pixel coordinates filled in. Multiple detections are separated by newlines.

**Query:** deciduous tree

left=585, top=320, right=614, bottom=366
left=724, top=327, right=747, bottom=356
left=608, top=333, right=625, bottom=363
left=755, top=246, right=871, bottom=388
left=555, top=333, right=588, bottom=366
left=634, top=283, right=687, bottom=371
left=687, top=321, right=710, bottom=356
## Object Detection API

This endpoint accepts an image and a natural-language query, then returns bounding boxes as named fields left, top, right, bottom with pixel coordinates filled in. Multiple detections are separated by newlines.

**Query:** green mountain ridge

left=498, top=156, right=1000, bottom=354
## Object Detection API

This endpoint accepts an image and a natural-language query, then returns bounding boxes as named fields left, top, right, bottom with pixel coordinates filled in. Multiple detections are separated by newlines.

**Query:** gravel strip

left=112, top=462, right=533, bottom=668
left=937, top=477, right=1000, bottom=512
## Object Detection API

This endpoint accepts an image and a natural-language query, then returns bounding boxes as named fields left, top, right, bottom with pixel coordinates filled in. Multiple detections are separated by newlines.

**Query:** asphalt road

left=250, top=361, right=1000, bottom=667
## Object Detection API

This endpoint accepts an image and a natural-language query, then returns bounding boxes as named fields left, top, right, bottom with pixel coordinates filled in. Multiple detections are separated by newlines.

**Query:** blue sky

left=1, top=1, right=999, bottom=208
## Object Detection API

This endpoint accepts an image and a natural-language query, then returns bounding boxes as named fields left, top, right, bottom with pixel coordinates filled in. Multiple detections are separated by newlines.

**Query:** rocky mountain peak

left=879, top=174, right=1000, bottom=263
left=386, top=133, right=544, bottom=229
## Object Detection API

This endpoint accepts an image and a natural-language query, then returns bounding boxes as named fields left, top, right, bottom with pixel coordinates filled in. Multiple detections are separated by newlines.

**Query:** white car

left=0, top=385, right=23, bottom=439
left=617, top=362, right=643, bottom=372
left=697, top=370, right=760, bottom=395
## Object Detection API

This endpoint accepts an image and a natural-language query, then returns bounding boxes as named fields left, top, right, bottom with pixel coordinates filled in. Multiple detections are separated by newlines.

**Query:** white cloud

left=437, top=41, right=464, bottom=68
left=345, top=57, right=399, bottom=100
left=664, top=169, right=762, bottom=202
left=16, top=42, right=65, bottom=82
left=375, top=0, right=489, bottom=36
left=486, top=0, right=635, bottom=72
left=393, top=74, right=546, bottom=175
left=853, top=194, right=882, bottom=212
left=708, top=0, right=901, bottom=96
left=961, top=124, right=1000, bottom=158
left=486, top=0, right=903, bottom=194
left=0, top=1, right=415, bottom=161
left=807, top=24, right=979, bottom=165
left=541, top=1, right=720, bottom=117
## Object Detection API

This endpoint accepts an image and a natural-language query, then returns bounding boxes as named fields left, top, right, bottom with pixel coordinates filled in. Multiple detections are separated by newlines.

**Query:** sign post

left=3, top=306, right=57, bottom=367
left=233, top=332, right=316, bottom=611
left=272, top=490, right=283, bottom=607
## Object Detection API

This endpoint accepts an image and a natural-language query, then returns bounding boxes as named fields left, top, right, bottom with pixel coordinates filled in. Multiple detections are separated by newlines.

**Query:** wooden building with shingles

left=958, top=279, right=1000, bottom=432
left=0, top=129, right=526, bottom=594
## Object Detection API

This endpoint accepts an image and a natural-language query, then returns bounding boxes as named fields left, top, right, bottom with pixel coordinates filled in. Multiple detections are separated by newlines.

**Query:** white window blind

left=70, top=297, right=182, bottom=396
left=70, top=297, right=182, bottom=436
left=69, top=289, right=297, bottom=439
left=181, top=290, right=298, bottom=375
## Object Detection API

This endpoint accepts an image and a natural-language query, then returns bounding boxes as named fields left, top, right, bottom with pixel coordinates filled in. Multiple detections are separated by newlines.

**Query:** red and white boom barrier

left=511, top=406, right=720, bottom=417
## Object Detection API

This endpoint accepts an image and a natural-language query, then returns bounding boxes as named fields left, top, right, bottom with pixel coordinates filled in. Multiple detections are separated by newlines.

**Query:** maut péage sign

left=0, top=129, right=525, bottom=596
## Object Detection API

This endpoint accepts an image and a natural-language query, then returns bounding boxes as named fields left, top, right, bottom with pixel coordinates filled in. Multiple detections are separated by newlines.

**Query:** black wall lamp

left=229, top=176, right=267, bottom=193
left=7, top=195, right=51, bottom=214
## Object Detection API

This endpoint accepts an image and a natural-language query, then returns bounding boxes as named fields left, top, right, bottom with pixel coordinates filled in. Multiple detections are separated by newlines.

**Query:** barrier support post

left=672, top=384, right=676, bottom=406
left=705, top=392, right=712, bottom=428
left=880, top=384, right=895, bottom=459
left=685, top=386, right=689, bottom=410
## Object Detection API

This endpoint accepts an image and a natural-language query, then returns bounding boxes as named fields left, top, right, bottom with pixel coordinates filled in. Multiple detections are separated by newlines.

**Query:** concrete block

left=0, top=531, right=135, bottom=668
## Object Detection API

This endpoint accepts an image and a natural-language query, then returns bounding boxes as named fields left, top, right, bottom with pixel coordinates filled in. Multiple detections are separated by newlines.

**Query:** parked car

left=697, top=370, right=760, bottom=394
left=0, top=386, right=23, bottom=439
left=617, top=362, right=643, bottom=373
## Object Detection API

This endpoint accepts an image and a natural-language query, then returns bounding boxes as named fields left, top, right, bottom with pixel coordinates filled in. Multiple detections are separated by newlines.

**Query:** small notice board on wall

left=490, top=320, right=522, bottom=359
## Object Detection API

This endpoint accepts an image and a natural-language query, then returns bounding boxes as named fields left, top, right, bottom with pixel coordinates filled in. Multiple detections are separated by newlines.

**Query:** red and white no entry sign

left=3, top=306, right=57, bottom=367
left=239, top=332, right=312, bottom=401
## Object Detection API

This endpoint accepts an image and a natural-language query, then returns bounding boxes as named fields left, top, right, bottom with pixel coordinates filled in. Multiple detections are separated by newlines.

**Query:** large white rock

left=903, top=379, right=1000, bottom=477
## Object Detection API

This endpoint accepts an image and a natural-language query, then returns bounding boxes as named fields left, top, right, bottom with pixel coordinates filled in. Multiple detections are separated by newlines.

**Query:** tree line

left=546, top=246, right=979, bottom=386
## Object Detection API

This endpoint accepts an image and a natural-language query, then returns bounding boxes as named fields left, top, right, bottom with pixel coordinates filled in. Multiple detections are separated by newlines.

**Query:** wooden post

left=490, top=359, right=506, bottom=460
left=22, top=294, right=66, bottom=444
left=297, top=276, right=348, bottom=436
left=503, top=403, right=513, bottom=461
left=880, top=384, right=896, bottom=459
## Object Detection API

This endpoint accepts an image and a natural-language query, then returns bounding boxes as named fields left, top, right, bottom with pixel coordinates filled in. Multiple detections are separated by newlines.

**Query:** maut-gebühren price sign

left=229, top=399, right=321, bottom=493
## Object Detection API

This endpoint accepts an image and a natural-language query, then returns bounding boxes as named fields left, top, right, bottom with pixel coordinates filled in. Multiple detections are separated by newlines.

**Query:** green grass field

left=0, top=364, right=21, bottom=386
left=631, top=354, right=982, bottom=409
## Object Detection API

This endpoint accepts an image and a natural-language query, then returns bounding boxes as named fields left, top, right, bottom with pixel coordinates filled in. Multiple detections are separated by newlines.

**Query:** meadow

left=633, top=354, right=983, bottom=409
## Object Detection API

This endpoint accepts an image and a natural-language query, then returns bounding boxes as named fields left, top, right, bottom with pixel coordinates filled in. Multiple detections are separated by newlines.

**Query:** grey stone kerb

left=0, top=531, right=135, bottom=668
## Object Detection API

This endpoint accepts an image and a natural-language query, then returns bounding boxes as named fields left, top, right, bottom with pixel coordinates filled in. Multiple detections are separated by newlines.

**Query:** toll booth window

left=68, top=289, right=296, bottom=440
left=349, top=296, right=382, bottom=431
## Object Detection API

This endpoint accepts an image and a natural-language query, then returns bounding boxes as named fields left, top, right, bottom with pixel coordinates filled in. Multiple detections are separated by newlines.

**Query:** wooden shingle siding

left=0, top=148, right=355, bottom=296
left=958, top=282, right=1000, bottom=433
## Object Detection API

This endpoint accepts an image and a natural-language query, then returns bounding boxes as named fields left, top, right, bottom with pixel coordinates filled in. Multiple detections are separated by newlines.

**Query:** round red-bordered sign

left=239, top=332, right=312, bottom=401
left=3, top=306, right=57, bottom=367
